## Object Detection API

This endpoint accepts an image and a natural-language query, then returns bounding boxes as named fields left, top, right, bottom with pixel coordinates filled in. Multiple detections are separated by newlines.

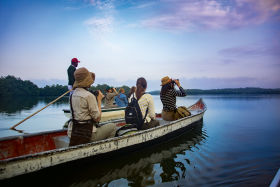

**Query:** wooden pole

left=10, top=89, right=72, bottom=130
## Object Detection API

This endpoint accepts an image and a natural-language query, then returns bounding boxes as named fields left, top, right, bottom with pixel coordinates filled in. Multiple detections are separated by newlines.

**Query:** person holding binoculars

left=160, top=76, right=188, bottom=121
left=104, top=87, right=118, bottom=108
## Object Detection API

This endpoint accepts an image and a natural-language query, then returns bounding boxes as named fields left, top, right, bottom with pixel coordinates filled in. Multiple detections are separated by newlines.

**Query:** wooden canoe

left=0, top=98, right=206, bottom=180
left=63, top=107, right=125, bottom=122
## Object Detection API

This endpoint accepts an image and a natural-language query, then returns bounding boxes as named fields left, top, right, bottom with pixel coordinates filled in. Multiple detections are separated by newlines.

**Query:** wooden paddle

left=10, top=89, right=73, bottom=130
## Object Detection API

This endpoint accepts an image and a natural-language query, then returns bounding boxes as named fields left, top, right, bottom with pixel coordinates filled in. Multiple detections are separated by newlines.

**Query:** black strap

left=139, top=93, right=148, bottom=124
left=143, top=107, right=149, bottom=124
left=70, top=94, right=75, bottom=121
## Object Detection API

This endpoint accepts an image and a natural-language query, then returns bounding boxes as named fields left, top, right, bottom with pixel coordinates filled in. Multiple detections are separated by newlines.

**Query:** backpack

left=125, top=94, right=148, bottom=130
left=176, top=106, right=191, bottom=118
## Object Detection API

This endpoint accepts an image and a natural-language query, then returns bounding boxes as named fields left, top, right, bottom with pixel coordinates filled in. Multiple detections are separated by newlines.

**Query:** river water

left=0, top=95, right=280, bottom=186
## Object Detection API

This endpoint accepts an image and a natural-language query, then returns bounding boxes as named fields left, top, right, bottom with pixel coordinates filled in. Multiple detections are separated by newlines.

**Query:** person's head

left=73, top=67, right=95, bottom=89
left=136, top=77, right=147, bottom=100
left=106, top=86, right=112, bottom=93
left=119, top=88, right=125, bottom=94
left=128, top=86, right=136, bottom=98
left=71, top=58, right=80, bottom=67
left=130, top=86, right=136, bottom=93
left=160, top=76, right=175, bottom=96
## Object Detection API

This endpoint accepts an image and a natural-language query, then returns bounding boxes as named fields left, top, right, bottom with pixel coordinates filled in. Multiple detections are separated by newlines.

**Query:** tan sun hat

left=161, top=76, right=172, bottom=86
left=73, top=67, right=95, bottom=89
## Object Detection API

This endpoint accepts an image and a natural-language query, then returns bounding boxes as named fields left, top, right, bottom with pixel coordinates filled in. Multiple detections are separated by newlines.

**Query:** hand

left=174, top=79, right=181, bottom=87
left=97, top=90, right=104, bottom=101
left=113, top=87, right=118, bottom=93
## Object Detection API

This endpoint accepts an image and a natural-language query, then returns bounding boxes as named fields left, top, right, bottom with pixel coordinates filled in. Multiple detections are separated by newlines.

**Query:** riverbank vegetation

left=0, top=75, right=130, bottom=97
left=1, top=75, right=279, bottom=97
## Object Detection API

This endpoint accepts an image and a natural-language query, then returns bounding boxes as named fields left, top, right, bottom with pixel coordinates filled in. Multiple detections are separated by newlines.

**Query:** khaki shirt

left=71, top=88, right=100, bottom=132
left=138, top=94, right=156, bottom=123
left=104, top=92, right=118, bottom=108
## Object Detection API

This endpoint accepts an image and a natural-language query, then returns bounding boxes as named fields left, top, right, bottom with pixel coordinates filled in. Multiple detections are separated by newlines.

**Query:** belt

left=72, top=119, right=94, bottom=124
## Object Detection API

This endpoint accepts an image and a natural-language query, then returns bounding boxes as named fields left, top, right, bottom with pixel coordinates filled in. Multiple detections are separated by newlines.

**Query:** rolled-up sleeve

left=87, top=94, right=100, bottom=121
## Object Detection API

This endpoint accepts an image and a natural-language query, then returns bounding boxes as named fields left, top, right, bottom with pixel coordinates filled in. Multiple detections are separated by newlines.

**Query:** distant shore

left=1, top=75, right=280, bottom=97
left=149, top=88, right=280, bottom=95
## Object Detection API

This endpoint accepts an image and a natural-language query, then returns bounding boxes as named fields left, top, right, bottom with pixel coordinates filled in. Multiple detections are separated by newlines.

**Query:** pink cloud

left=141, top=0, right=280, bottom=31
left=219, top=42, right=280, bottom=58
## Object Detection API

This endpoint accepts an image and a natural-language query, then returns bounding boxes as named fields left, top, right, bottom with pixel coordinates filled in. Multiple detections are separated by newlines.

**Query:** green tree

left=0, top=75, right=39, bottom=96
left=39, top=84, right=68, bottom=96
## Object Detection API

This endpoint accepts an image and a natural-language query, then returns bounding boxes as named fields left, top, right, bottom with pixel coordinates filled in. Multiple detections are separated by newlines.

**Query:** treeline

left=1, top=75, right=280, bottom=97
left=0, top=75, right=130, bottom=97
left=149, top=88, right=280, bottom=95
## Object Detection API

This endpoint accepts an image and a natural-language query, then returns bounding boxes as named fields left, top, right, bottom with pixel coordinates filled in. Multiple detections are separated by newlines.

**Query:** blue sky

left=0, top=0, right=279, bottom=90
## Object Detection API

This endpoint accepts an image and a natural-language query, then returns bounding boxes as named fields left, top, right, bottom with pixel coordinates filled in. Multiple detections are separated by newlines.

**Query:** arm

left=173, top=79, right=186, bottom=97
left=112, top=88, right=118, bottom=95
left=107, top=92, right=118, bottom=99
left=148, top=95, right=156, bottom=120
left=96, top=91, right=104, bottom=121
left=88, top=90, right=104, bottom=122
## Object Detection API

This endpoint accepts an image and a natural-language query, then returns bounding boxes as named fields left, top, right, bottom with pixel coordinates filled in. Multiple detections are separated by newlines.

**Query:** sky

left=0, top=0, right=279, bottom=91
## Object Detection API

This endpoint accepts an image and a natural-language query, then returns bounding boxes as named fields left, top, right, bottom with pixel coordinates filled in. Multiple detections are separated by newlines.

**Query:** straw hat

left=73, top=67, right=95, bottom=89
left=161, top=76, right=172, bottom=86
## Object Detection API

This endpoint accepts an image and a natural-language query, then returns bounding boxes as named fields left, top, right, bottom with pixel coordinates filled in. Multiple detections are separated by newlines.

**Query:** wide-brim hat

left=73, top=67, right=94, bottom=89
left=161, top=76, right=172, bottom=86
left=106, top=86, right=112, bottom=91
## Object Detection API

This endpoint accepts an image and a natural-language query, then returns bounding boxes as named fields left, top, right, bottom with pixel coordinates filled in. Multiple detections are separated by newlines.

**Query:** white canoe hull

left=0, top=99, right=206, bottom=180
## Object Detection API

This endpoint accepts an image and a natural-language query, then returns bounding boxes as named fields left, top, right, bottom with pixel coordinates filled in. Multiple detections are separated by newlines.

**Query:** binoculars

left=171, top=79, right=179, bottom=84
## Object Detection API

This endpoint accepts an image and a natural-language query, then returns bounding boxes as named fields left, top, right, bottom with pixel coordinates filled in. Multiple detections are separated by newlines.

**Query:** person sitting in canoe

left=160, top=76, right=190, bottom=121
left=104, top=87, right=118, bottom=108
left=136, top=77, right=160, bottom=129
left=115, top=88, right=128, bottom=107
left=127, top=86, right=136, bottom=103
left=68, top=67, right=116, bottom=146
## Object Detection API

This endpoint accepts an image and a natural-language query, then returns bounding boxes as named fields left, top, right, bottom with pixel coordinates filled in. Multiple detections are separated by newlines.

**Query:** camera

left=90, top=90, right=99, bottom=97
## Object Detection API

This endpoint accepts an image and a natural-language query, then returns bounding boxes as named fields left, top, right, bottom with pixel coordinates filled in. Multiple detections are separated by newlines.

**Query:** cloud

left=132, top=2, right=156, bottom=9
left=141, top=0, right=280, bottom=31
left=84, top=0, right=115, bottom=10
left=83, top=0, right=116, bottom=40
left=219, top=43, right=280, bottom=57
left=84, top=16, right=114, bottom=35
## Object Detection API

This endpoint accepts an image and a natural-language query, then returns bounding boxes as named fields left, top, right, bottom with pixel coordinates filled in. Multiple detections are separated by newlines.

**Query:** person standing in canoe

left=136, top=77, right=160, bottom=129
left=160, top=76, right=190, bottom=121
left=104, top=87, right=118, bottom=108
left=68, top=67, right=116, bottom=146
left=67, top=58, right=80, bottom=95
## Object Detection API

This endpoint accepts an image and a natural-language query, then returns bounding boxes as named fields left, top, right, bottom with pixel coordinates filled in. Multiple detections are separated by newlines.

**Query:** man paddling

left=67, top=57, right=80, bottom=95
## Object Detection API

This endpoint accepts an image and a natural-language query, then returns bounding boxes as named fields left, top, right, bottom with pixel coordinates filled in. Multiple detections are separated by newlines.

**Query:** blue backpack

left=125, top=95, right=148, bottom=130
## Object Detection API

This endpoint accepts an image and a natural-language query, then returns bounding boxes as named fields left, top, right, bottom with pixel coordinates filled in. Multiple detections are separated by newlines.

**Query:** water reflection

left=0, top=96, right=68, bottom=114
left=69, top=121, right=206, bottom=186
left=0, top=97, right=38, bottom=114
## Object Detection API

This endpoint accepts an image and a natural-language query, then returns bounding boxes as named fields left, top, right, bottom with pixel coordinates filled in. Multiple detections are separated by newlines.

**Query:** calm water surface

left=0, top=95, right=280, bottom=186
